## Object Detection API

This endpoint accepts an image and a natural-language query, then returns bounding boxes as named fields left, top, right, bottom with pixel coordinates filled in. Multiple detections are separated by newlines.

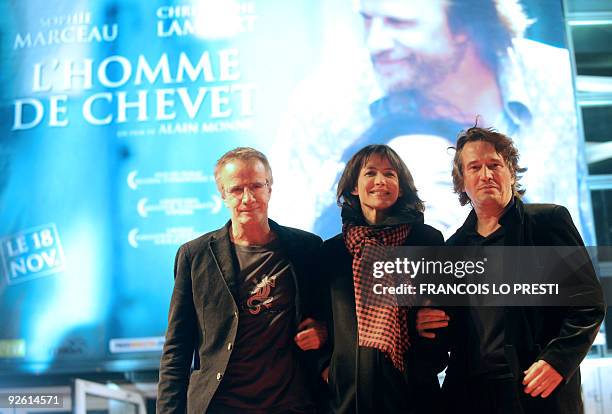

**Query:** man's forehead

left=220, top=159, right=267, bottom=178
left=357, top=0, right=447, bottom=19
left=222, top=158, right=261, bottom=171
left=462, top=142, right=505, bottom=163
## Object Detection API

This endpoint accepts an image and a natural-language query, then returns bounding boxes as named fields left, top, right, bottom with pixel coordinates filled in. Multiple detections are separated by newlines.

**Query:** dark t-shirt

left=459, top=201, right=516, bottom=379
left=463, top=225, right=511, bottom=378
left=210, top=239, right=314, bottom=412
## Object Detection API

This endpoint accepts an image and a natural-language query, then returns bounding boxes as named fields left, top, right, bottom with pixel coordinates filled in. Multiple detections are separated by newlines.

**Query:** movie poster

left=0, top=0, right=594, bottom=375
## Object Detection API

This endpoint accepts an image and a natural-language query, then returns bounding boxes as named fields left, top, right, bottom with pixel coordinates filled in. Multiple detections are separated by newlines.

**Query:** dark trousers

left=443, top=377, right=525, bottom=414
left=207, top=402, right=317, bottom=414
left=355, top=347, right=443, bottom=414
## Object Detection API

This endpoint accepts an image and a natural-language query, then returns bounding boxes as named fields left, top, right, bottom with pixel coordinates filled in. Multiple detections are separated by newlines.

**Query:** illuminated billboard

left=0, top=0, right=592, bottom=375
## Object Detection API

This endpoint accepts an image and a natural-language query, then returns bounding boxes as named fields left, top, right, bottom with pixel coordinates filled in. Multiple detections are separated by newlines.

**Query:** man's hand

left=416, top=308, right=449, bottom=339
left=523, top=360, right=563, bottom=398
left=294, top=317, right=327, bottom=350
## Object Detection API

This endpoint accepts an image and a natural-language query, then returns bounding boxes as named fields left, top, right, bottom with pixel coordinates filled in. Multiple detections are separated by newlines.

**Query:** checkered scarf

left=343, top=222, right=411, bottom=372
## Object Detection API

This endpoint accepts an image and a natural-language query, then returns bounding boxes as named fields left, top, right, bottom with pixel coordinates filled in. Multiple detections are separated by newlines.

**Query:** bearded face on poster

left=271, top=0, right=592, bottom=244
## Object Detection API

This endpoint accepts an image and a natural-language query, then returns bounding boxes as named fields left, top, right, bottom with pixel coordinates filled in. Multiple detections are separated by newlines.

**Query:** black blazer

left=156, top=220, right=322, bottom=414
left=443, top=200, right=606, bottom=414
left=320, top=222, right=447, bottom=414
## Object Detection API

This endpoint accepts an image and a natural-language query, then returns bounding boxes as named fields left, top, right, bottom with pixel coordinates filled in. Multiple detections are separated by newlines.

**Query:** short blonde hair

left=214, top=147, right=273, bottom=192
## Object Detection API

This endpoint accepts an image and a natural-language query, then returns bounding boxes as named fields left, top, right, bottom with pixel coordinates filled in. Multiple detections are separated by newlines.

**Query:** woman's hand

left=416, top=308, right=449, bottom=339
left=321, top=366, right=329, bottom=383
left=294, top=317, right=328, bottom=350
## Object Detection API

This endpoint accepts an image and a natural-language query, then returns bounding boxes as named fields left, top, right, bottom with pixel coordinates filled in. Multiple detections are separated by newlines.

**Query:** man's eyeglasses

left=225, top=181, right=269, bottom=198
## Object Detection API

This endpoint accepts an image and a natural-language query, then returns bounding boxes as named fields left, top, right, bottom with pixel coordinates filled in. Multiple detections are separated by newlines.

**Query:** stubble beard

left=374, top=40, right=468, bottom=97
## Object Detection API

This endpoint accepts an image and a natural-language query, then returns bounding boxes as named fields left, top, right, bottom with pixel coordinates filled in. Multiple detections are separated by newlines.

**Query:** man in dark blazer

left=417, top=127, right=605, bottom=413
left=156, top=147, right=326, bottom=414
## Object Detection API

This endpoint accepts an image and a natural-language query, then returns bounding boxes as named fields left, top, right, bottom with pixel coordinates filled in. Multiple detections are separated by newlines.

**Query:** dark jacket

left=320, top=222, right=447, bottom=414
left=156, top=220, right=323, bottom=414
left=443, top=200, right=606, bottom=414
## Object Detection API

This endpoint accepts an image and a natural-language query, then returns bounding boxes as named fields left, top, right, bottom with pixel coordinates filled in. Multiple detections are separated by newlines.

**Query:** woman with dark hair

left=314, top=114, right=463, bottom=238
left=319, top=144, right=447, bottom=413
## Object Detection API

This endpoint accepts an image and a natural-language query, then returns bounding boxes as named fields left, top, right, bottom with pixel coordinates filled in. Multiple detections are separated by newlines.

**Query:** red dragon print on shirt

left=246, top=275, right=277, bottom=315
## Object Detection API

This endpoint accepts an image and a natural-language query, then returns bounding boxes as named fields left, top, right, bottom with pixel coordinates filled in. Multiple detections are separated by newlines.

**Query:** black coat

left=319, top=222, right=447, bottom=414
left=156, top=220, right=323, bottom=414
left=443, top=200, right=606, bottom=414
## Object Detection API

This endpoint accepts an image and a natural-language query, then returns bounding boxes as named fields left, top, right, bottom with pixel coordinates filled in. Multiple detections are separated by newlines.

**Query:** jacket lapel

left=209, top=222, right=239, bottom=299
left=271, top=220, right=295, bottom=259
left=270, top=220, right=303, bottom=324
